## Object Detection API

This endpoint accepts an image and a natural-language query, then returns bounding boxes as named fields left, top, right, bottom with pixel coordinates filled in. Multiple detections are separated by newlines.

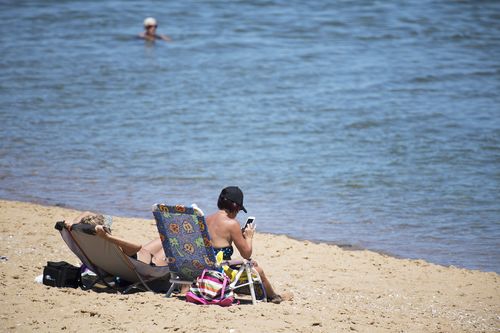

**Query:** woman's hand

left=243, top=223, right=255, bottom=239
left=95, top=225, right=109, bottom=239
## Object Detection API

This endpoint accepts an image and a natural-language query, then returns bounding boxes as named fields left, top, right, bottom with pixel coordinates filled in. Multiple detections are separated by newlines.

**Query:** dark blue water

left=1, top=0, right=499, bottom=272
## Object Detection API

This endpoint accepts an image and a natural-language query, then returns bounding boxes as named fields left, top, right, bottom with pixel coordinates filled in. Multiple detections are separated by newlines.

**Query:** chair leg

left=136, top=275, right=153, bottom=293
left=245, top=265, right=257, bottom=305
left=228, top=263, right=267, bottom=304
left=123, top=282, right=143, bottom=294
left=165, top=282, right=177, bottom=297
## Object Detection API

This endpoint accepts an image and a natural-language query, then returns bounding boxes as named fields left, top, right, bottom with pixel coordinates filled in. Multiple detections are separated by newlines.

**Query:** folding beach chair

left=55, top=222, right=171, bottom=294
left=152, top=203, right=266, bottom=304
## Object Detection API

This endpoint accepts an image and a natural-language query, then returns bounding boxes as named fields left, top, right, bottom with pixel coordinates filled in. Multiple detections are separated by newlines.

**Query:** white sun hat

left=143, top=17, right=157, bottom=27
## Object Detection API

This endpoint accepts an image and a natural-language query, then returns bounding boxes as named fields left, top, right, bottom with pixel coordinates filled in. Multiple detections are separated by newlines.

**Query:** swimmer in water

left=139, top=17, right=171, bottom=42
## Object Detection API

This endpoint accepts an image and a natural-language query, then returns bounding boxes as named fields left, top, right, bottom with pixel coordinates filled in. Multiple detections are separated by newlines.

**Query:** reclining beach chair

left=55, top=221, right=171, bottom=294
left=152, top=203, right=266, bottom=304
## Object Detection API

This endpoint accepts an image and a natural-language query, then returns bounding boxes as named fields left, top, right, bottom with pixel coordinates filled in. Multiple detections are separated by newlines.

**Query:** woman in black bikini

left=206, top=186, right=283, bottom=304
left=64, top=212, right=166, bottom=266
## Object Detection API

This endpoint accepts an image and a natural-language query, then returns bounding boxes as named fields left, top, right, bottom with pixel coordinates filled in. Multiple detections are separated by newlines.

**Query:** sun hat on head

left=144, top=17, right=157, bottom=27
left=219, top=186, right=247, bottom=213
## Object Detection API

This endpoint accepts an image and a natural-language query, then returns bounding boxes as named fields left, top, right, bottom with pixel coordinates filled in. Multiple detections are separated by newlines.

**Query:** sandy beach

left=0, top=199, right=498, bottom=332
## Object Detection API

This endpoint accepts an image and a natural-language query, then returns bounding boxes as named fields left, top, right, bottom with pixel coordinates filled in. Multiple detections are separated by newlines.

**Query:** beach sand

left=0, top=199, right=498, bottom=332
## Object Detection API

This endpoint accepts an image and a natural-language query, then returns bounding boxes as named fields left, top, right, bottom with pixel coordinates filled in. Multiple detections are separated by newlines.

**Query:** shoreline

left=1, top=199, right=498, bottom=332
left=1, top=197, right=493, bottom=274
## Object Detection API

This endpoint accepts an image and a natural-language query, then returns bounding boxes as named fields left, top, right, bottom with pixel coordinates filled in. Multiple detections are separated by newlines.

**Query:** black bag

left=43, top=261, right=81, bottom=288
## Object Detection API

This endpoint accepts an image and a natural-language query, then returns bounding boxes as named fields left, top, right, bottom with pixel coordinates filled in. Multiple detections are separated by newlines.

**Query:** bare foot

left=281, top=291, right=294, bottom=301
left=267, top=294, right=283, bottom=304
left=268, top=291, right=294, bottom=304
left=178, top=284, right=190, bottom=296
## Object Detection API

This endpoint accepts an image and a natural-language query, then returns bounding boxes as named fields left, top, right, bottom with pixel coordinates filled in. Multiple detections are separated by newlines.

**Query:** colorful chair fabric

left=153, top=204, right=216, bottom=296
left=152, top=203, right=266, bottom=304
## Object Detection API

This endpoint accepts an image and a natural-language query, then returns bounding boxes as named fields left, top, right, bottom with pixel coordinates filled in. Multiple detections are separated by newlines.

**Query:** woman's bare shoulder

left=223, top=217, right=242, bottom=234
left=208, top=213, right=239, bottom=228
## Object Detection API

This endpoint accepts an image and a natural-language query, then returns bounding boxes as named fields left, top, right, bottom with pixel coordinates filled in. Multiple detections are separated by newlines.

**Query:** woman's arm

left=95, top=225, right=142, bottom=256
left=231, top=221, right=254, bottom=259
left=159, top=34, right=171, bottom=41
left=64, top=211, right=96, bottom=229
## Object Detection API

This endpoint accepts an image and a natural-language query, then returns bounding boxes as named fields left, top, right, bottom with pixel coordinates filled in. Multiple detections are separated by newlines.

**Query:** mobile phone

left=245, top=216, right=255, bottom=228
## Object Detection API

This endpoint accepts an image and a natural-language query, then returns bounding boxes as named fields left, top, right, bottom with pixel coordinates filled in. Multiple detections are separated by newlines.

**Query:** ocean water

left=1, top=0, right=499, bottom=272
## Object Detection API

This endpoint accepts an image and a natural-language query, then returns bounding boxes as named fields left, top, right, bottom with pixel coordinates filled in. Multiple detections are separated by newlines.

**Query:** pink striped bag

left=186, top=269, right=236, bottom=306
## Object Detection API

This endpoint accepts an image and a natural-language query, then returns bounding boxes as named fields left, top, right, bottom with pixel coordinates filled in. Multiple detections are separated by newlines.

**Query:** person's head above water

left=217, top=186, right=247, bottom=214
left=140, top=17, right=171, bottom=41
left=144, top=17, right=157, bottom=29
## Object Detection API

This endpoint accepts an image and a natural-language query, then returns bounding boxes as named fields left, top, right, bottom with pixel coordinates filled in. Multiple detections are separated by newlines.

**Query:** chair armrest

left=54, top=221, right=66, bottom=231
left=219, top=259, right=251, bottom=266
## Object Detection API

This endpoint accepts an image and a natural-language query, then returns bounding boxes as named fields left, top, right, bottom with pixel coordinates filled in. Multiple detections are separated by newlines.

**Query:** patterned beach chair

left=152, top=203, right=266, bottom=304
left=55, top=221, right=171, bottom=293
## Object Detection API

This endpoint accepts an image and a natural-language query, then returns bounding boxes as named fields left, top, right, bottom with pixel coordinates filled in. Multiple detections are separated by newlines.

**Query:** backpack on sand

left=42, top=261, right=81, bottom=288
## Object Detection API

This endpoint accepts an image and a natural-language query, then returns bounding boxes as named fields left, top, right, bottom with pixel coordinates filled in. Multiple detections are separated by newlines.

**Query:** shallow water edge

left=5, top=198, right=495, bottom=274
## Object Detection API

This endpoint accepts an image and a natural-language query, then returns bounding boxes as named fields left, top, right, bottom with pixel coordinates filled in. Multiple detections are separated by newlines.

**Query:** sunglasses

left=146, top=25, right=158, bottom=29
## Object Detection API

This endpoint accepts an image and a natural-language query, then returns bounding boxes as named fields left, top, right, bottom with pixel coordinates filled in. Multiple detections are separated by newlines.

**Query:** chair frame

left=165, top=258, right=266, bottom=304
left=56, top=222, right=171, bottom=294
left=227, top=259, right=265, bottom=303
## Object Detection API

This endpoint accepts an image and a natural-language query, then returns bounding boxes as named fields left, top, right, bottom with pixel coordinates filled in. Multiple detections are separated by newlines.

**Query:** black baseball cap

left=220, top=186, right=247, bottom=213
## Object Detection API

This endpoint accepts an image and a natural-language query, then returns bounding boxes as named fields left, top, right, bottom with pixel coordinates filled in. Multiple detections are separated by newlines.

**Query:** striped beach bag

left=186, top=269, right=236, bottom=306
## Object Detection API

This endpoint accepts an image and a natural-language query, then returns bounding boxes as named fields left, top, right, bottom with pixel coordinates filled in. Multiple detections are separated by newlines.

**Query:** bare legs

left=253, top=262, right=282, bottom=303
left=95, top=225, right=141, bottom=256
left=140, top=238, right=166, bottom=266
left=95, top=226, right=166, bottom=265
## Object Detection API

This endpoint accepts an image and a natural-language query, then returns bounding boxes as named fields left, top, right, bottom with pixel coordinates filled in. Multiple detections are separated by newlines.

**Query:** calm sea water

left=1, top=1, right=499, bottom=272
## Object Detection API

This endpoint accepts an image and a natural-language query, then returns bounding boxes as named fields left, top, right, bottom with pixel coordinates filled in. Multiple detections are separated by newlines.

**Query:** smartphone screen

left=245, top=216, right=255, bottom=227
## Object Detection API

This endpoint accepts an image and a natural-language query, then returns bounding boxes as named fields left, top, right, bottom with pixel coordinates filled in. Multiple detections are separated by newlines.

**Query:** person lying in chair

left=64, top=212, right=167, bottom=267
left=206, top=186, right=284, bottom=304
